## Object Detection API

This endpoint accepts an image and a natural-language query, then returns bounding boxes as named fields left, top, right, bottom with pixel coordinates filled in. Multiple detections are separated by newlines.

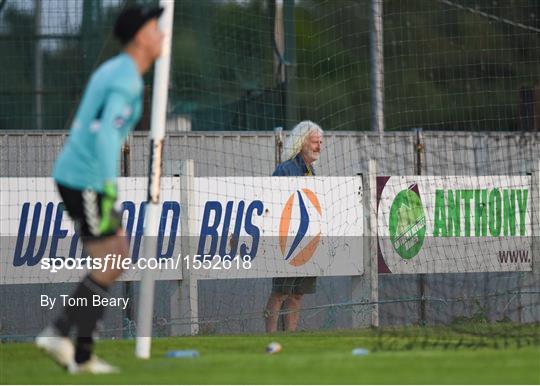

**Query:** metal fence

left=1, top=130, right=539, bottom=339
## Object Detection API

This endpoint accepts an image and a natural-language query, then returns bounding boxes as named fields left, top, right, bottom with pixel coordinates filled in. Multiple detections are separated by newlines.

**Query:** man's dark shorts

left=57, top=183, right=122, bottom=241
left=272, top=276, right=317, bottom=295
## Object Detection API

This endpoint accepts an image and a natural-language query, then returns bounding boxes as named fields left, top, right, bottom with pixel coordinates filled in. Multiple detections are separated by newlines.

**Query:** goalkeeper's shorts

left=56, top=183, right=122, bottom=241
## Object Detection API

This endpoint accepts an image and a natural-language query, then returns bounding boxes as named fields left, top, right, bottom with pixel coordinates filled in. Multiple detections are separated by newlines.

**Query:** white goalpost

left=135, top=0, right=175, bottom=359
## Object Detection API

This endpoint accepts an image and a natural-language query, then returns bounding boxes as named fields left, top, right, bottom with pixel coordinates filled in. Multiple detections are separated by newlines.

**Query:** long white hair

left=282, top=120, right=323, bottom=161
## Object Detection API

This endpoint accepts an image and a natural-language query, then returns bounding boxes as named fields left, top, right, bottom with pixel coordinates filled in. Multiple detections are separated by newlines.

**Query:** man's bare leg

left=283, top=294, right=303, bottom=332
left=265, top=292, right=287, bottom=332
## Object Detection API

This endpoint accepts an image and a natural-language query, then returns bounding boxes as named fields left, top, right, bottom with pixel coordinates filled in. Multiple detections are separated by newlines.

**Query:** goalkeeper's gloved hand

left=99, top=181, right=120, bottom=235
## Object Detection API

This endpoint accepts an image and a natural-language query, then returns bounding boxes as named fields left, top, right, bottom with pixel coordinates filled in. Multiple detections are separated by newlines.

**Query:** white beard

left=307, top=149, right=320, bottom=162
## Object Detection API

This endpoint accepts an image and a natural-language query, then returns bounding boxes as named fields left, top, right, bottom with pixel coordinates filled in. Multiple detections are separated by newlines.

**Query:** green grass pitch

left=1, top=328, right=539, bottom=384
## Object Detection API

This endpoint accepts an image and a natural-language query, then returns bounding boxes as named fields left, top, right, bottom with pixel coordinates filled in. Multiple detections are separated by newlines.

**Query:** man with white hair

left=265, top=120, right=323, bottom=332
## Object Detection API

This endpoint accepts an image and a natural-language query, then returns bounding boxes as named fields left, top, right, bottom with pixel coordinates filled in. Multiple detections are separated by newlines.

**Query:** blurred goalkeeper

left=265, top=120, right=324, bottom=332
left=36, top=5, right=164, bottom=374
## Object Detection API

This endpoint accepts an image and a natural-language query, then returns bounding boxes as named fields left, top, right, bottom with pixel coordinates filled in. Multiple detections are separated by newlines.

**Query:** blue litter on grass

left=352, top=348, right=369, bottom=356
left=165, top=350, right=200, bottom=358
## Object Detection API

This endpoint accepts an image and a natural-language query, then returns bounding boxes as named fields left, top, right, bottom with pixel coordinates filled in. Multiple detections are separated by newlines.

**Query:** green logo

left=389, top=186, right=426, bottom=259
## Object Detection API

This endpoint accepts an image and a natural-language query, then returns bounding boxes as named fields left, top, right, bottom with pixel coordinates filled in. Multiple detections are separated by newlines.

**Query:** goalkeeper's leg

left=41, top=233, right=129, bottom=373
left=37, top=185, right=129, bottom=373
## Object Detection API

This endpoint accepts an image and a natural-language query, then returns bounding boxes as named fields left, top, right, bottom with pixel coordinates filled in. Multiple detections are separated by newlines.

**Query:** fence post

left=368, top=159, right=379, bottom=327
left=415, top=128, right=427, bottom=325
left=352, top=159, right=378, bottom=328
left=121, top=141, right=133, bottom=337
left=532, top=160, right=540, bottom=285
left=169, top=160, right=198, bottom=336
left=522, top=160, right=540, bottom=324
left=274, top=127, right=283, bottom=166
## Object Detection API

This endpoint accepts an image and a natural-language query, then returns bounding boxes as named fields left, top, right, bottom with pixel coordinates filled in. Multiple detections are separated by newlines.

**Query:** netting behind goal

left=0, top=0, right=539, bottom=349
left=2, top=131, right=539, bottom=347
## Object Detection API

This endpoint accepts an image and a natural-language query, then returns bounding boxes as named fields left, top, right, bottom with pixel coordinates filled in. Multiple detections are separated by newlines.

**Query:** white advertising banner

left=2, top=176, right=363, bottom=284
left=377, top=176, right=532, bottom=274
left=192, top=176, right=364, bottom=280
left=1, top=177, right=183, bottom=284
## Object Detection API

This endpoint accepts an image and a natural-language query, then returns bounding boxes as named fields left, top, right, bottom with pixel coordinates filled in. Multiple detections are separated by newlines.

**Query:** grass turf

left=1, top=329, right=539, bottom=384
